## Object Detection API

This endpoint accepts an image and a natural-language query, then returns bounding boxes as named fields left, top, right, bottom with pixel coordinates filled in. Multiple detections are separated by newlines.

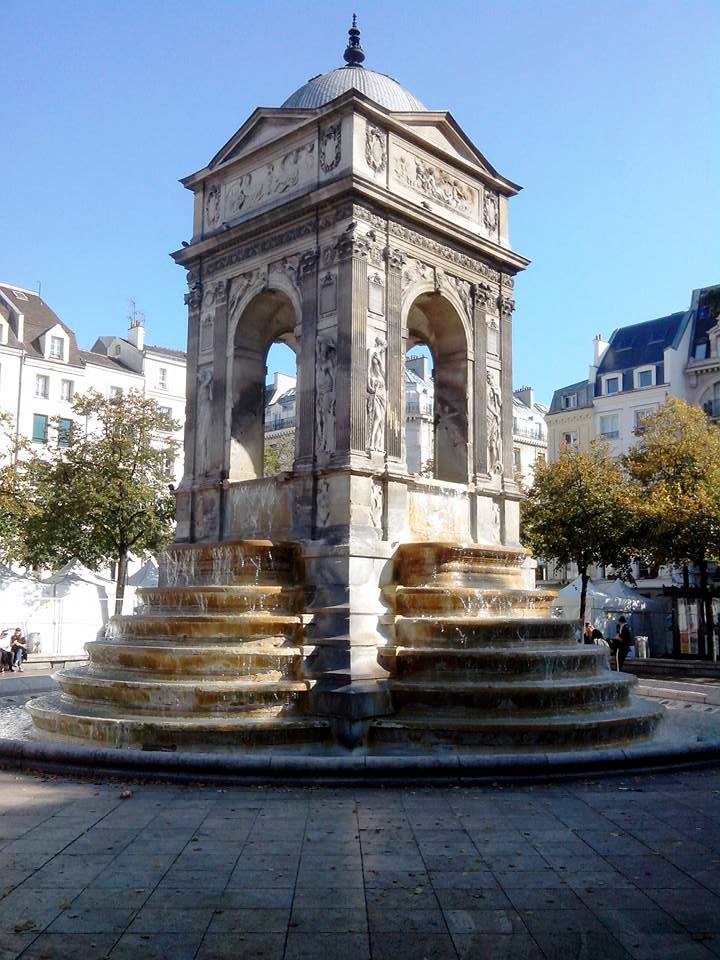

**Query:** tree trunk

left=682, top=562, right=690, bottom=591
left=115, top=548, right=129, bottom=616
left=699, top=559, right=715, bottom=661
left=579, top=565, right=590, bottom=625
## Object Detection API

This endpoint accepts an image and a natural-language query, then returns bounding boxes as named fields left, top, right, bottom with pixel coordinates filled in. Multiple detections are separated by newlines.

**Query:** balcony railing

left=512, top=421, right=545, bottom=441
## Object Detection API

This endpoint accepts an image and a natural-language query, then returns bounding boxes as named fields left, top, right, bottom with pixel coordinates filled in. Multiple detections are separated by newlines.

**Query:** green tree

left=22, top=390, right=179, bottom=612
left=624, top=397, right=720, bottom=657
left=522, top=442, right=636, bottom=621
left=0, top=411, right=33, bottom=564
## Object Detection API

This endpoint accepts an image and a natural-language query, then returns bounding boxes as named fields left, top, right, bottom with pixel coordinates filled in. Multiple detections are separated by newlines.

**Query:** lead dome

left=281, top=15, right=426, bottom=112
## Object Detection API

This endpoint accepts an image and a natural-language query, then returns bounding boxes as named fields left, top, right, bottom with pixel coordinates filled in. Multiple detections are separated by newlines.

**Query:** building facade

left=547, top=283, right=720, bottom=459
left=511, top=386, right=548, bottom=487
left=0, top=282, right=186, bottom=483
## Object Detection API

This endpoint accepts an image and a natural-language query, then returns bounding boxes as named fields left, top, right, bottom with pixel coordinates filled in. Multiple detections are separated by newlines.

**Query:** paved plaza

left=1, top=765, right=720, bottom=960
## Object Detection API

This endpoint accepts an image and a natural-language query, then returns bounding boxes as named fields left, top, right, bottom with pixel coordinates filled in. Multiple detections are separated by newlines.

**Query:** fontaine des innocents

left=27, top=21, right=662, bottom=749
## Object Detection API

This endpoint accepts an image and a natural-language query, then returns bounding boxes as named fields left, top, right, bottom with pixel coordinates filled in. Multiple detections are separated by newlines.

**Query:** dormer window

left=115, top=344, right=122, bottom=356
left=604, top=375, right=620, bottom=395
left=635, top=368, right=654, bottom=389
left=562, top=394, right=577, bottom=409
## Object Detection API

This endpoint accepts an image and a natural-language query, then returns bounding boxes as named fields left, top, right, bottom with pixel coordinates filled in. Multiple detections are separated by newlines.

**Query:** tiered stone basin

left=26, top=538, right=662, bottom=756
left=27, top=542, right=331, bottom=749
left=370, top=542, right=663, bottom=748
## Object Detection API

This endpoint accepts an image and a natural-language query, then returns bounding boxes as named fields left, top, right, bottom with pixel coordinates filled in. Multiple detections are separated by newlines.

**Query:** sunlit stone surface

left=28, top=24, right=662, bottom=752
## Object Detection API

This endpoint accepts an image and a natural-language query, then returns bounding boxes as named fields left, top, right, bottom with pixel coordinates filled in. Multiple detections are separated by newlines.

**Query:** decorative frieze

left=354, top=204, right=387, bottom=231
left=394, top=149, right=476, bottom=216
left=388, top=222, right=500, bottom=282
left=318, top=203, right=353, bottom=230
left=205, top=221, right=316, bottom=276
left=319, top=122, right=342, bottom=173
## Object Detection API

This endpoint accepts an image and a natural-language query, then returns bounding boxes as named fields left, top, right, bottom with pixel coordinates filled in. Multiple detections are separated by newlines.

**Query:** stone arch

left=404, top=289, right=471, bottom=484
left=699, top=380, right=720, bottom=418
left=226, top=287, right=299, bottom=481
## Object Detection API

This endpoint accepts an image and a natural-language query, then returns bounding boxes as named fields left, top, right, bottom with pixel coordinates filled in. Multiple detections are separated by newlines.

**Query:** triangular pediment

left=393, top=111, right=520, bottom=193
left=209, top=108, right=316, bottom=170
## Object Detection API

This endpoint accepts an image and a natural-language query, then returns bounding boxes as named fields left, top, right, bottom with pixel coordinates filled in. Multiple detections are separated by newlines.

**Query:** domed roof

left=282, top=17, right=426, bottom=113
left=282, top=66, right=425, bottom=112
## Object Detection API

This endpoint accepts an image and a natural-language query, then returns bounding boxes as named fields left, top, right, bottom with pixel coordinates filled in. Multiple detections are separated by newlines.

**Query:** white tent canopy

left=0, top=564, right=43, bottom=636
left=553, top=576, right=662, bottom=620
left=127, top=558, right=159, bottom=588
left=26, top=560, right=114, bottom=655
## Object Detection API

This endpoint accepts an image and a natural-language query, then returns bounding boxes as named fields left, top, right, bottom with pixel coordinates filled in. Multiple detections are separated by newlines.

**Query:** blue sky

left=2, top=0, right=717, bottom=403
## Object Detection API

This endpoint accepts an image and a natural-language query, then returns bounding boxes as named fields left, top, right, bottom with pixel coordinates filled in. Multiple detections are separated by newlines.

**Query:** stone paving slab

left=1, top=769, right=720, bottom=957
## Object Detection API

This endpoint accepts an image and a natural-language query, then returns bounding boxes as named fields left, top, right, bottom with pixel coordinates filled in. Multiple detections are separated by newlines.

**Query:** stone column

left=385, top=247, right=405, bottom=467
left=209, top=278, right=229, bottom=479
left=175, top=270, right=202, bottom=542
left=472, top=283, right=491, bottom=478
left=499, top=294, right=515, bottom=479
left=334, top=234, right=369, bottom=458
left=295, top=249, right=320, bottom=467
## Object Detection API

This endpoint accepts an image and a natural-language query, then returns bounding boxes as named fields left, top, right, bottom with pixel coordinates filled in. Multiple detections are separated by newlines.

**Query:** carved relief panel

left=223, top=141, right=316, bottom=222
left=392, top=145, right=478, bottom=220
left=319, top=121, right=342, bottom=174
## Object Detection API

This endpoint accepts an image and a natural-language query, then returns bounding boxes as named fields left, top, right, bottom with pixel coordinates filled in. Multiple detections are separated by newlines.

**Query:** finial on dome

left=343, top=13, right=365, bottom=66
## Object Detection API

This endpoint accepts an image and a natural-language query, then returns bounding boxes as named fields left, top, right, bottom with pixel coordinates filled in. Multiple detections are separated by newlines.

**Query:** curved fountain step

left=108, top=613, right=303, bottom=643
left=394, top=542, right=530, bottom=590
left=391, top=586, right=556, bottom=617
left=28, top=693, right=331, bottom=748
left=369, top=698, right=663, bottom=749
left=86, top=639, right=302, bottom=678
left=387, top=673, right=636, bottom=713
left=396, top=616, right=575, bottom=648
left=160, top=540, right=301, bottom=588
left=381, top=644, right=609, bottom=680
left=138, top=585, right=304, bottom=615
left=55, top=666, right=311, bottom=714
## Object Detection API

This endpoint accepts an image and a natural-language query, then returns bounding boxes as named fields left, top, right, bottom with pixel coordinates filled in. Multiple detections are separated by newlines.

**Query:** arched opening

left=264, top=341, right=297, bottom=477
left=229, top=289, right=297, bottom=481
left=405, top=343, right=435, bottom=476
left=407, top=293, right=469, bottom=483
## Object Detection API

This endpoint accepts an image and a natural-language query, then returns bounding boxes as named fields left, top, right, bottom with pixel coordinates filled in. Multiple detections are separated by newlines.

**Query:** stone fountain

left=28, top=21, right=662, bottom=754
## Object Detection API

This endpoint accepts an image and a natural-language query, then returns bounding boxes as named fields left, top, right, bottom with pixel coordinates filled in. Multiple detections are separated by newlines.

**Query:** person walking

left=611, top=616, right=633, bottom=670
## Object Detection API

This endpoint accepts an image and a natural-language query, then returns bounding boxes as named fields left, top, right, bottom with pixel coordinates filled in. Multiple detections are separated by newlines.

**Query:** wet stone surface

left=2, top=767, right=720, bottom=958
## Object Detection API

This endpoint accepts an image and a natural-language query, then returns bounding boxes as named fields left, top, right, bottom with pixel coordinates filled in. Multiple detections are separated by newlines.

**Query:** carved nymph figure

left=315, top=338, right=337, bottom=454
left=366, top=337, right=387, bottom=451
left=196, top=366, right=214, bottom=474
left=486, top=370, right=502, bottom=472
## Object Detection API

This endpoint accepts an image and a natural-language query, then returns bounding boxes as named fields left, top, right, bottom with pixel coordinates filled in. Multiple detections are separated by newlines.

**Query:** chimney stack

left=128, top=315, right=145, bottom=351
left=513, top=385, right=534, bottom=409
